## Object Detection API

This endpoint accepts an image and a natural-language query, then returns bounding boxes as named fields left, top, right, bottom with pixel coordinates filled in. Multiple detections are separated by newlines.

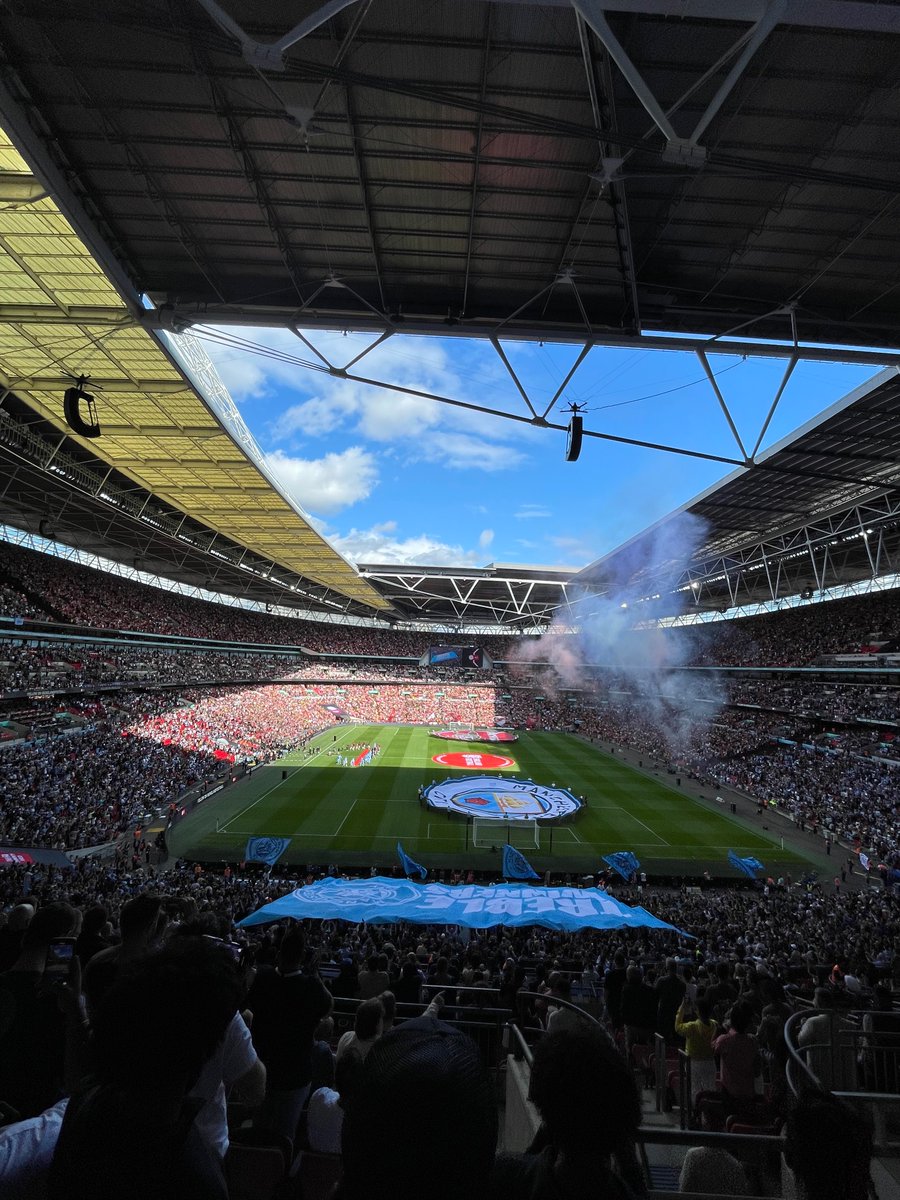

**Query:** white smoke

left=511, top=513, right=727, bottom=749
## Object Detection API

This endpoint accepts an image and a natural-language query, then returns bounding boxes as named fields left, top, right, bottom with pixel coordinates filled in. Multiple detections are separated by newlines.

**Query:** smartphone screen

left=45, top=937, right=76, bottom=980
left=202, top=934, right=244, bottom=965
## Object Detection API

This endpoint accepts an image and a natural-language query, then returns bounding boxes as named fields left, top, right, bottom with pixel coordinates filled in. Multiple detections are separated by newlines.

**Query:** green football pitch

left=168, top=725, right=812, bottom=876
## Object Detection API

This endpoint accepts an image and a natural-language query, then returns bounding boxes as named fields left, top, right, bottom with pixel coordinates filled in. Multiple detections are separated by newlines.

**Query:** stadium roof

left=1, top=1, right=900, bottom=355
left=0, top=129, right=388, bottom=616
left=3, top=4, right=900, bottom=630
left=357, top=561, right=579, bottom=627
left=576, top=365, right=900, bottom=614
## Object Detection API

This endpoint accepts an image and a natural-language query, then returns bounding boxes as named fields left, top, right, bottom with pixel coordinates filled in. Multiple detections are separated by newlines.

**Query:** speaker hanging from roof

left=63, top=380, right=101, bottom=439
left=565, top=408, right=584, bottom=462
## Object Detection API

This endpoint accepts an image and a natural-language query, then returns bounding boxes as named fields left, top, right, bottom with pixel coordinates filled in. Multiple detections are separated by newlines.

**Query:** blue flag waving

left=397, top=841, right=427, bottom=880
left=603, top=851, right=641, bottom=881
left=245, top=836, right=291, bottom=866
left=502, top=843, right=540, bottom=881
left=728, top=850, right=765, bottom=879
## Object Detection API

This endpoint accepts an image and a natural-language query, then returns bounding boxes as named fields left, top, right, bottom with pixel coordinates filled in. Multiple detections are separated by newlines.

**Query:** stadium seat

left=284, top=1151, right=343, bottom=1200
left=226, top=1142, right=288, bottom=1200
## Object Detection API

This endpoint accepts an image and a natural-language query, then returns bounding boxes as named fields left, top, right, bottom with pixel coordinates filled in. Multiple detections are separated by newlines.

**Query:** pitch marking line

left=616, top=810, right=669, bottom=845
left=217, top=734, right=357, bottom=833
left=333, top=797, right=361, bottom=838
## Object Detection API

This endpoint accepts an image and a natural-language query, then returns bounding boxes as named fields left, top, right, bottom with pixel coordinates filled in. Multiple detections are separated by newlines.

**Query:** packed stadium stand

left=2, top=3, right=900, bottom=1197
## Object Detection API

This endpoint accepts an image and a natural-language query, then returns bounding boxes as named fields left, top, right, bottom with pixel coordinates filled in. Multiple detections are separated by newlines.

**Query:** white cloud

left=202, top=326, right=530, bottom=473
left=515, top=504, right=552, bottom=519
left=408, top=432, right=526, bottom=471
left=265, top=446, right=378, bottom=516
left=329, top=521, right=481, bottom=566
left=479, top=528, right=494, bottom=549
left=547, top=533, right=595, bottom=566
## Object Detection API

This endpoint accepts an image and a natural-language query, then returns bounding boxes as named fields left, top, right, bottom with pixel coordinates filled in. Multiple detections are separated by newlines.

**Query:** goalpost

left=470, top=817, right=540, bottom=850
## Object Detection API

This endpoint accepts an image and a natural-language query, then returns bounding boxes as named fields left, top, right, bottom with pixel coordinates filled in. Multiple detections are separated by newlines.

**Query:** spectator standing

left=620, top=965, right=657, bottom=1053
left=0, top=903, right=82, bottom=1119
left=675, top=996, right=718, bottom=1096
left=655, top=957, right=686, bottom=1043
left=246, top=927, right=333, bottom=1143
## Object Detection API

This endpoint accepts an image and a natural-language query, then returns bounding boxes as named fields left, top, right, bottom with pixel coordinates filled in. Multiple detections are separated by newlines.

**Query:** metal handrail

left=506, top=1020, right=534, bottom=1067
left=784, top=1007, right=900, bottom=1099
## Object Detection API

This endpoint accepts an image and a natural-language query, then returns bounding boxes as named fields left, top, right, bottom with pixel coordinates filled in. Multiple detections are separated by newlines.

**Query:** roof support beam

left=582, top=18, right=641, bottom=331
left=571, top=0, right=682, bottom=146
left=193, top=0, right=362, bottom=71
left=165, top=309, right=900, bottom=366
left=573, top=0, right=784, bottom=158
left=487, top=0, right=900, bottom=35
left=0, top=307, right=131, bottom=326
left=461, top=5, right=493, bottom=317
left=696, top=348, right=749, bottom=462
left=342, top=77, right=388, bottom=313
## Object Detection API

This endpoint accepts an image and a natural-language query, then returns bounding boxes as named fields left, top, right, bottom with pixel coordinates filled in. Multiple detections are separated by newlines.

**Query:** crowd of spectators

left=0, top=643, right=310, bottom=694
left=0, top=673, right=504, bottom=849
left=0, top=541, right=516, bottom=658
left=4, top=498, right=900, bottom=1194
left=0, top=855, right=892, bottom=1197
left=7, top=537, right=900, bottom=669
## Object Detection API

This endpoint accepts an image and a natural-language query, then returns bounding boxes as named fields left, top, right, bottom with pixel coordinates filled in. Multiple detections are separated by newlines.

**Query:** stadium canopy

left=0, top=129, right=388, bottom=617
left=2, top=1, right=900, bottom=358
left=576, top=366, right=900, bottom=616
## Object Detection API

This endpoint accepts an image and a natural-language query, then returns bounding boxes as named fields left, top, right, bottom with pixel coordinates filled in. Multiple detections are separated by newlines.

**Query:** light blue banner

left=501, top=843, right=540, bottom=881
left=602, top=851, right=641, bottom=880
left=397, top=841, right=427, bottom=880
left=728, top=850, right=765, bottom=878
left=245, top=836, right=291, bottom=866
left=237, top=876, right=690, bottom=935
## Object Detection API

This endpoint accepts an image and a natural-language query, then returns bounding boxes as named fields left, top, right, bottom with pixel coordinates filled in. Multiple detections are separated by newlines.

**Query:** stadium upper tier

left=5, top=537, right=900, bottom=669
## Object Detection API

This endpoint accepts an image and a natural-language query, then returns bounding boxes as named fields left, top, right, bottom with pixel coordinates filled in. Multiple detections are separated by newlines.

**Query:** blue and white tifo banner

left=245, top=836, right=292, bottom=866
left=238, top=876, right=690, bottom=935
left=423, top=775, right=582, bottom=821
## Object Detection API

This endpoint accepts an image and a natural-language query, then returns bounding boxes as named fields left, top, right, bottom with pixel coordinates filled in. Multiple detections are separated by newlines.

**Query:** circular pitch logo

left=432, top=751, right=516, bottom=770
left=424, top=774, right=582, bottom=821
left=430, top=730, right=518, bottom=743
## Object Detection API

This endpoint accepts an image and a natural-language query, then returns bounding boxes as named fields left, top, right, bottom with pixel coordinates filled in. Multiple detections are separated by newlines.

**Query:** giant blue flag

left=245, top=836, right=291, bottom=866
left=397, top=841, right=427, bottom=880
left=728, top=850, right=765, bottom=879
left=602, top=851, right=641, bottom=881
left=238, top=876, right=691, bottom=935
left=502, top=843, right=540, bottom=881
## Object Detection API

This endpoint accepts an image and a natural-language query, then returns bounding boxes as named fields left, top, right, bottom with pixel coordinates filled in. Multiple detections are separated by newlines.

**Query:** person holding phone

left=0, top=903, right=83, bottom=1119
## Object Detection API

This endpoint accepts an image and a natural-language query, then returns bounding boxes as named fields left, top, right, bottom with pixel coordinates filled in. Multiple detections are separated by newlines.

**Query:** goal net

left=471, top=817, right=540, bottom=850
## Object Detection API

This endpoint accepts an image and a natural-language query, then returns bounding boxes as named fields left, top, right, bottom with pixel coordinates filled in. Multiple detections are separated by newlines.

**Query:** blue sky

left=198, top=326, right=878, bottom=570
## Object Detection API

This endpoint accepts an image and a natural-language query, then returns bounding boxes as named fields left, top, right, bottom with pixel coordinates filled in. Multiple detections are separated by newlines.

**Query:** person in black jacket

left=246, top=925, right=332, bottom=1144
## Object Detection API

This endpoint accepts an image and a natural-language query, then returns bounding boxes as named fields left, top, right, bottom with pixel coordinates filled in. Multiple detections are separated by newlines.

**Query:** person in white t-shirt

left=307, top=1044, right=366, bottom=1154
left=190, top=1010, right=264, bottom=1159
left=0, top=1099, right=68, bottom=1200
left=336, top=997, right=384, bottom=1064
